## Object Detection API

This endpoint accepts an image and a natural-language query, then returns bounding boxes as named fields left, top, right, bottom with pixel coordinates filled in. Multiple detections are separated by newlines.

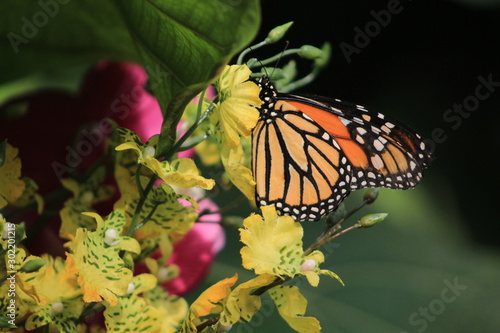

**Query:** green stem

left=251, top=276, right=291, bottom=297
left=127, top=174, right=157, bottom=237
left=251, top=193, right=378, bottom=296
left=237, top=40, right=270, bottom=65
left=133, top=201, right=160, bottom=232
left=279, top=67, right=321, bottom=93
left=253, top=48, right=301, bottom=69
left=304, top=197, right=373, bottom=256
left=165, top=97, right=215, bottom=161
left=196, top=315, right=220, bottom=332
left=135, top=164, right=144, bottom=198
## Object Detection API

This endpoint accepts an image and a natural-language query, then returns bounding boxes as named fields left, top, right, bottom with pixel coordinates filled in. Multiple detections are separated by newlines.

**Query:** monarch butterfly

left=252, top=76, right=433, bottom=222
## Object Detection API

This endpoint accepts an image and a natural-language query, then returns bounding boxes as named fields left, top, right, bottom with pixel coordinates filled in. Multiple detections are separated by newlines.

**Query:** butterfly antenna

left=267, top=40, right=289, bottom=80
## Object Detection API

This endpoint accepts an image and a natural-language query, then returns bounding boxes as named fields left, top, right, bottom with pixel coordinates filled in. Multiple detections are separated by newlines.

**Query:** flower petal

left=162, top=222, right=225, bottom=296
left=65, top=210, right=140, bottom=306
left=269, top=285, right=321, bottom=333
left=0, top=144, right=25, bottom=208
left=240, top=206, right=304, bottom=277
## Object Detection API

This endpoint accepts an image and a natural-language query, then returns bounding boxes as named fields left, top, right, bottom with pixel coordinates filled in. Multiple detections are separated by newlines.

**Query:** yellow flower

left=65, top=210, right=141, bottom=306
left=269, top=285, right=321, bottom=333
left=210, top=65, right=262, bottom=201
left=103, top=274, right=161, bottom=332
left=23, top=255, right=85, bottom=332
left=220, top=274, right=275, bottom=326
left=115, top=128, right=214, bottom=190
left=213, top=65, right=261, bottom=147
left=219, top=141, right=255, bottom=201
left=240, top=206, right=343, bottom=287
left=59, top=166, right=114, bottom=239
left=0, top=143, right=25, bottom=209
left=180, top=274, right=238, bottom=332
left=143, top=285, right=188, bottom=333
left=124, top=183, right=198, bottom=262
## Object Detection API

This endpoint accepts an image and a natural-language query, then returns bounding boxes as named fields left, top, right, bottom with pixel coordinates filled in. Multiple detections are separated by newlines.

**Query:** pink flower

left=162, top=198, right=224, bottom=295
left=2, top=61, right=163, bottom=256
left=1, top=63, right=226, bottom=297
left=1, top=61, right=162, bottom=196
left=176, top=121, right=196, bottom=159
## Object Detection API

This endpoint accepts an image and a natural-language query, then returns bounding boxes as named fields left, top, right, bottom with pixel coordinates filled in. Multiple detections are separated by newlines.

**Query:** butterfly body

left=252, top=77, right=432, bottom=222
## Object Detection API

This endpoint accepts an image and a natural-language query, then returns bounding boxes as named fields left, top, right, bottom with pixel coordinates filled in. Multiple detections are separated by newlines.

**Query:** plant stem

left=237, top=40, right=269, bottom=65
left=250, top=192, right=379, bottom=296
left=165, top=98, right=214, bottom=161
left=196, top=315, right=220, bottom=332
left=127, top=174, right=157, bottom=237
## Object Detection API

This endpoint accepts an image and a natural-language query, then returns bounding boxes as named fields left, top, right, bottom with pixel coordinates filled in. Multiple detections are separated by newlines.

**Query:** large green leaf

left=0, top=0, right=261, bottom=154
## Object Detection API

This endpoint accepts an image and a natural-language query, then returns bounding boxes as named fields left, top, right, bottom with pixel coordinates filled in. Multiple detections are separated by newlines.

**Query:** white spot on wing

left=357, top=127, right=367, bottom=135
left=340, top=117, right=351, bottom=126
left=371, top=155, right=384, bottom=169
left=374, top=139, right=385, bottom=151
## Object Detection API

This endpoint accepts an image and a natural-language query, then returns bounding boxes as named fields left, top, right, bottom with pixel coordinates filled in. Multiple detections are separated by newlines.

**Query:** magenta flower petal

left=80, top=61, right=163, bottom=142
left=162, top=222, right=225, bottom=296
left=160, top=197, right=224, bottom=295
left=0, top=61, right=163, bottom=256
left=176, top=121, right=196, bottom=159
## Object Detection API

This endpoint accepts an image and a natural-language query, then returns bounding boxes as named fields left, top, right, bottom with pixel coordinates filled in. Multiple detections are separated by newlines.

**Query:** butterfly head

left=252, top=76, right=278, bottom=117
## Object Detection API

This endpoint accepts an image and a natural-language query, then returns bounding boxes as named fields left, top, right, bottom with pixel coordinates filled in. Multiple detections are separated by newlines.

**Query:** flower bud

left=326, top=203, right=346, bottom=227
left=50, top=302, right=64, bottom=316
left=80, top=191, right=94, bottom=205
left=104, top=228, right=119, bottom=246
left=266, top=21, right=294, bottom=44
left=20, top=259, right=47, bottom=273
left=217, top=324, right=233, bottom=332
left=359, top=213, right=388, bottom=228
left=298, top=45, right=324, bottom=60
left=127, top=282, right=135, bottom=295
left=314, top=42, right=331, bottom=68
left=300, top=259, right=317, bottom=272
left=143, top=145, right=156, bottom=159
left=363, top=188, right=380, bottom=204
left=221, top=215, right=243, bottom=228
left=156, top=267, right=170, bottom=282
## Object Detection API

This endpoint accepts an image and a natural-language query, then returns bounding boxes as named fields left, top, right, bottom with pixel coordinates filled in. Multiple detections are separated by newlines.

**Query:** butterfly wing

left=279, top=93, right=433, bottom=191
left=252, top=101, right=353, bottom=221
left=252, top=77, right=432, bottom=221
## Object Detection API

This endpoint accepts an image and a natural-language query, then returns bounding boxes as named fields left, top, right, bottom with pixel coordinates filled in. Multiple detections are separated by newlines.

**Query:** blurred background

left=199, top=0, right=500, bottom=332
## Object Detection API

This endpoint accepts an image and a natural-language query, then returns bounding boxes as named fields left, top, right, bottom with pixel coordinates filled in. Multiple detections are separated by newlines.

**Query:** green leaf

left=0, top=0, right=261, bottom=155
left=114, top=0, right=261, bottom=156
left=0, top=316, right=17, bottom=329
